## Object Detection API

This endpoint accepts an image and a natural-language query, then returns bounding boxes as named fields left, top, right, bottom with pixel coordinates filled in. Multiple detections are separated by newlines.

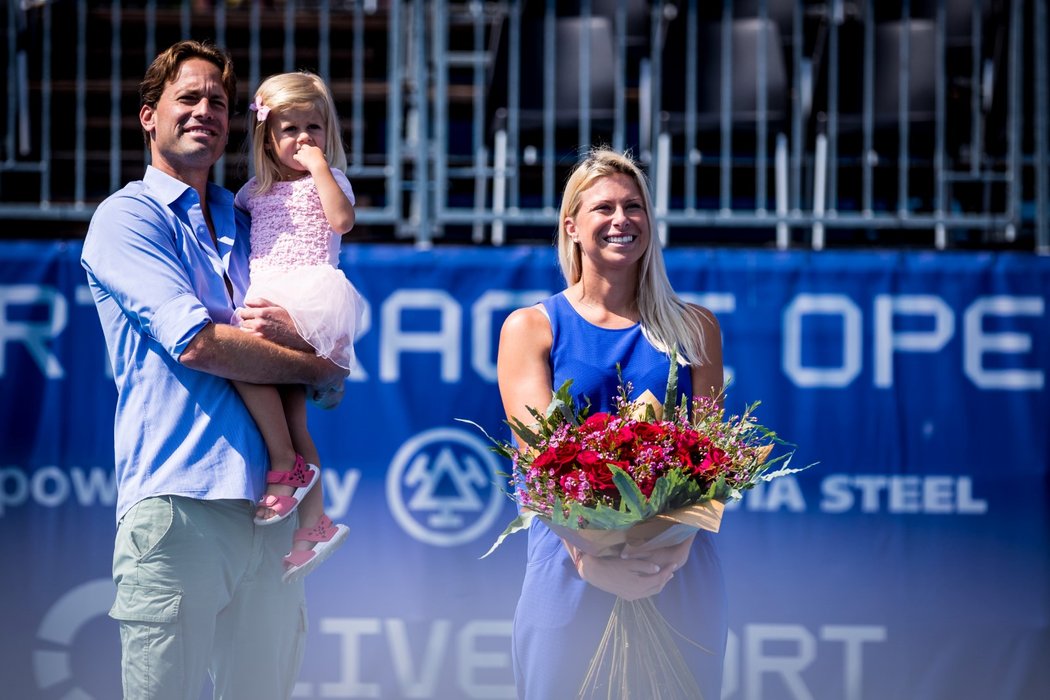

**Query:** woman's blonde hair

left=556, top=148, right=710, bottom=365
left=247, top=71, right=347, bottom=194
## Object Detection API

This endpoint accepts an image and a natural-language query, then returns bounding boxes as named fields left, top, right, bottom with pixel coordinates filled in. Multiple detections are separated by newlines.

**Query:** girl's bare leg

left=233, top=380, right=300, bottom=521
left=282, top=385, right=326, bottom=552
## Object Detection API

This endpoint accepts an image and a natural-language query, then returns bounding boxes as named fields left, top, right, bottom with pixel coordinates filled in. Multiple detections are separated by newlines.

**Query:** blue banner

left=1, top=241, right=1047, bottom=699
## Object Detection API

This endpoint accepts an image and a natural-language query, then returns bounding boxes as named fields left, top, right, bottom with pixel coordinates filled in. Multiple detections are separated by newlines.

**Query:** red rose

left=575, top=450, right=617, bottom=491
left=611, top=425, right=638, bottom=451
left=631, top=422, right=667, bottom=443
left=550, top=441, right=581, bottom=468
left=674, top=429, right=701, bottom=466
left=692, top=446, right=728, bottom=476
left=581, top=412, right=614, bottom=434
left=530, top=448, right=557, bottom=471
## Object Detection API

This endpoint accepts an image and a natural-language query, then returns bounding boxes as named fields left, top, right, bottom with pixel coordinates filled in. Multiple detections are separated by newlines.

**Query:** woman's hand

left=621, top=533, right=696, bottom=573
left=570, top=534, right=695, bottom=601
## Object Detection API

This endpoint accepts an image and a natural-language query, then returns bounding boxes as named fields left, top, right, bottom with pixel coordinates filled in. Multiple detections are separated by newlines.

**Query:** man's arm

left=180, top=321, right=346, bottom=387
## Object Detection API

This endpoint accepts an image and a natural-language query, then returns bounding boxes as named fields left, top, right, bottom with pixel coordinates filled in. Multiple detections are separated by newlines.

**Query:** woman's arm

left=496, top=306, right=555, bottom=439
left=690, top=304, right=725, bottom=402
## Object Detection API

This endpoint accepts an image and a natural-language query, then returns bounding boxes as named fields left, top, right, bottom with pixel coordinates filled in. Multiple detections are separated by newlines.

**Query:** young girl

left=233, top=71, right=361, bottom=583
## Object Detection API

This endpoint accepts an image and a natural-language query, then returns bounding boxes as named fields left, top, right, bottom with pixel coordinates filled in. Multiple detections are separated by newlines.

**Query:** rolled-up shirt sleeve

left=83, top=187, right=224, bottom=361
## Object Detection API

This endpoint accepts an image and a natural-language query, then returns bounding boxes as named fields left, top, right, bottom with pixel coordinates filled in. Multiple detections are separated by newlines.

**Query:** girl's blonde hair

left=556, top=148, right=710, bottom=366
left=248, top=71, right=347, bottom=194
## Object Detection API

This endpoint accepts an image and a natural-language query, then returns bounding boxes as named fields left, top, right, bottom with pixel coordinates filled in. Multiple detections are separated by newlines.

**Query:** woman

left=497, top=149, right=728, bottom=699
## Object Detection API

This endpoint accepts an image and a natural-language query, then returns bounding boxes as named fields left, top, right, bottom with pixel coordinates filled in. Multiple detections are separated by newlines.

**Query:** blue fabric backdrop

left=0, top=241, right=1047, bottom=699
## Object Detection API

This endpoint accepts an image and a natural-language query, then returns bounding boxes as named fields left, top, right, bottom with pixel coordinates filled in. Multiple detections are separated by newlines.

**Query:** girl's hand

left=293, top=141, right=328, bottom=174
left=236, top=297, right=314, bottom=352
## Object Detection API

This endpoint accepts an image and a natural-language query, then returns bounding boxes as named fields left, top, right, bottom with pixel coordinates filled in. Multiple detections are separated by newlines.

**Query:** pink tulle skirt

left=243, top=264, right=364, bottom=371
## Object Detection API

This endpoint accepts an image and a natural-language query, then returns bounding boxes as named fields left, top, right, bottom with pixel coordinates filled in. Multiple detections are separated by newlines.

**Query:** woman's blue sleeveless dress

left=511, top=292, right=728, bottom=699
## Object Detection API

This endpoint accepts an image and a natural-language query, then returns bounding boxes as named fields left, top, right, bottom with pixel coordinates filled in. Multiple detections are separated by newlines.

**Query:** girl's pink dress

left=235, top=167, right=363, bottom=370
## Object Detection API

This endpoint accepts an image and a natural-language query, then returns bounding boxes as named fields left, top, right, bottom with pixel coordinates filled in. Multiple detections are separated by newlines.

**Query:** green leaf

left=504, top=415, right=543, bottom=449
left=570, top=499, right=635, bottom=530
left=663, top=345, right=680, bottom=418
left=610, top=465, right=652, bottom=519
left=480, top=510, right=536, bottom=559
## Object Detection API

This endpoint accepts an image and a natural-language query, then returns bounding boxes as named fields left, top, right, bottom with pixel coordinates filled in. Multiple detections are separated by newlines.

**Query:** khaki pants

left=110, top=496, right=307, bottom=700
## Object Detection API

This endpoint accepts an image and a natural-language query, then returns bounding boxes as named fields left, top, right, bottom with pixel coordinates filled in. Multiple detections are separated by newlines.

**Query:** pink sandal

left=282, top=514, right=349, bottom=583
left=254, top=455, right=320, bottom=526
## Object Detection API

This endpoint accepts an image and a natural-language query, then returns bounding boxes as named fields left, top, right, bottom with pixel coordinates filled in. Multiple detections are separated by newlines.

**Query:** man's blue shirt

left=82, top=166, right=267, bottom=522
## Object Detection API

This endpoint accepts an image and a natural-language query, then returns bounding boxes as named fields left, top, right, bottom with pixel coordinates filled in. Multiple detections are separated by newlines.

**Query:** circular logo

left=386, top=426, right=506, bottom=546
left=33, top=578, right=115, bottom=697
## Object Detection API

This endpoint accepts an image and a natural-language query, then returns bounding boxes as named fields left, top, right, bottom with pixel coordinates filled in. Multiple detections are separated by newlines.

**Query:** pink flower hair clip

left=249, top=95, right=270, bottom=122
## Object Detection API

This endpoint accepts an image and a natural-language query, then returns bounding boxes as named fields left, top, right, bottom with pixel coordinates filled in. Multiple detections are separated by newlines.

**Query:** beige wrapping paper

left=542, top=499, right=726, bottom=558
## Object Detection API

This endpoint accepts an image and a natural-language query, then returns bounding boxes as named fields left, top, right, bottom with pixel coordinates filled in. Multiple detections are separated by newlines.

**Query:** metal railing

left=2, top=0, right=1047, bottom=252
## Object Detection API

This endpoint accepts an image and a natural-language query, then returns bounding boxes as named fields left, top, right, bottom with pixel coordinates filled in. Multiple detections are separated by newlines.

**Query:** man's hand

left=236, top=297, right=314, bottom=352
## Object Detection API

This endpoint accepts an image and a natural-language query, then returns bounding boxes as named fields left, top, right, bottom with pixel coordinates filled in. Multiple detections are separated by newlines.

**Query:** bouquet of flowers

left=464, top=352, right=806, bottom=699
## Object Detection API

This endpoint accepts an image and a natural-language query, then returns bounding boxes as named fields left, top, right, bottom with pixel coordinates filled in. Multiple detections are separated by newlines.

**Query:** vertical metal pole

left=507, top=0, right=521, bottom=210
left=647, top=0, right=664, bottom=169
left=656, top=132, right=670, bottom=246
left=473, top=141, right=489, bottom=243
left=542, top=0, right=555, bottom=211
left=1005, top=0, right=1022, bottom=242
left=143, top=0, right=155, bottom=173
left=684, top=0, right=697, bottom=211
left=75, top=0, right=87, bottom=205
left=413, top=0, right=431, bottom=246
left=827, top=0, right=841, bottom=213
left=897, top=0, right=911, bottom=218
left=492, top=130, right=507, bottom=245
left=4, top=0, right=15, bottom=166
left=145, top=0, right=155, bottom=66
left=242, top=1, right=259, bottom=178
left=319, top=0, right=331, bottom=82
left=146, top=0, right=156, bottom=178
left=249, top=0, right=261, bottom=120
left=578, top=0, right=592, bottom=153
left=776, top=132, right=788, bottom=247
left=284, top=0, right=296, bottom=73
left=433, top=0, right=448, bottom=224
left=471, top=2, right=488, bottom=242
left=756, top=0, right=769, bottom=214
left=790, top=0, right=803, bottom=215
left=40, top=2, right=53, bottom=204
left=351, top=1, right=365, bottom=170
left=813, top=132, right=827, bottom=250
left=387, top=0, right=403, bottom=225
left=861, top=0, right=874, bottom=216
left=180, top=0, right=190, bottom=40
left=110, top=1, right=123, bottom=194
left=612, top=0, right=626, bottom=153
left=969, top=0, right=983, bottom=178
left=213, top=1, right=226, bottom=187
left=719, top=0, right=732, bottom=213
left=1035, top=0, right=1049, bottom=253
left=934, top=0, right=947, bottom=248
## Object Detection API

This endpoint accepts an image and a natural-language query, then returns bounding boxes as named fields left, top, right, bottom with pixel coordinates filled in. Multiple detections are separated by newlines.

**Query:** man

left=81, top=40, right=345, bottom=699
